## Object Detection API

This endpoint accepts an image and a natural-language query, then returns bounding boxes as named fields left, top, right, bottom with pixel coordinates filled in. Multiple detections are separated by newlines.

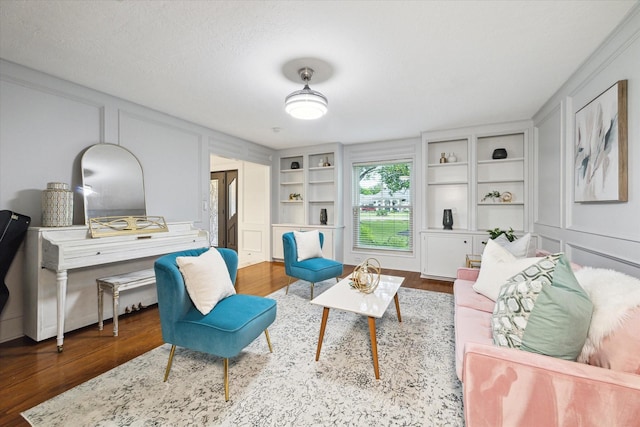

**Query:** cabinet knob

left=463, top=240, right=467, bottom=244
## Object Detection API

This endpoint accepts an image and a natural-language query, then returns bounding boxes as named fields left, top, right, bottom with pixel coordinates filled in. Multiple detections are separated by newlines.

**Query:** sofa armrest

left=456, top=267, right=480, bottom=281
left=462, top=342, right=640, bottom=427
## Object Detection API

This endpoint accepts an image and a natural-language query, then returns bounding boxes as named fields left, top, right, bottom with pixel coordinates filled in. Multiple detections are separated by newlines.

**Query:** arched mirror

left=81, top=143, right=146, bottom=223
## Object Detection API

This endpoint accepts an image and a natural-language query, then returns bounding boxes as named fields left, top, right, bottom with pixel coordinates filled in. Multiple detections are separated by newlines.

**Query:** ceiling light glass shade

left=285, top=84, right=328, bottom=120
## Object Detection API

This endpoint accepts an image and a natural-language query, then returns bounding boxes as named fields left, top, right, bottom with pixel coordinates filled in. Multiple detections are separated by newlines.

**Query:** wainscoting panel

left=534, top=104, right=563, bottom=228
left=119, top=110, right=204, bottom=224
left=0, top=78, right=103, bottom=225
left=567, top=243, right=640, bottom=278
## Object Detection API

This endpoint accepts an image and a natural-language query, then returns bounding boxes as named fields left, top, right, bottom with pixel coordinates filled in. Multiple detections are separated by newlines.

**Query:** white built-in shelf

left=478, top=178, right=525, bottom=184
left=281, top=169, right=304, bottom=173
left=427, top=162, right=469, bottom=168
left=281, top=181, right=303, bottom=185
left=309, top=180, right=333, bottom=185
left=309, top=166, right=335, bottom=171
left=427, top=180, right=469, bottom=185
left=280, top=200, right=303, bottom=203
left=477, top=157, right=524, bottom=165
left=478, top=202, right=525, bottom=205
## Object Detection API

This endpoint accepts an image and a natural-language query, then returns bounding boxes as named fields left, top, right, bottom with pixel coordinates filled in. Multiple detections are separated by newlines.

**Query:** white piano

left=24, top=222, right=208, bottom=351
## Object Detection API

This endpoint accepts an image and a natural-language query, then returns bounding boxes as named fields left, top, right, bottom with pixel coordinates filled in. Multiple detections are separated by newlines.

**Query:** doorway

left=210, top=170, right=238, bottom=251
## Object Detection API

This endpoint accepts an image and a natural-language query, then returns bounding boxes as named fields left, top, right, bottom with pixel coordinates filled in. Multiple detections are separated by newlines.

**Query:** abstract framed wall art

left=574, top=80, right=628, bottom=202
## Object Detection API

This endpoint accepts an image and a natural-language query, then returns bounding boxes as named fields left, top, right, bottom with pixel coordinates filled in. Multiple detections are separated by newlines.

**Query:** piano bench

left=97, top=268, right=156, bottom=336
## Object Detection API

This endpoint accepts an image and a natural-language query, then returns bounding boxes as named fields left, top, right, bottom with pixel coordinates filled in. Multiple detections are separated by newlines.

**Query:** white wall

left=532, top=6, right=640, bottom=277
left=0, top=60, right=274, bottom=342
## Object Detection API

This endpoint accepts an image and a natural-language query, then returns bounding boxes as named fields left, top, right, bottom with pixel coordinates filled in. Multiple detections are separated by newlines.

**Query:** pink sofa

left=454, top=267, right=640, bottom=427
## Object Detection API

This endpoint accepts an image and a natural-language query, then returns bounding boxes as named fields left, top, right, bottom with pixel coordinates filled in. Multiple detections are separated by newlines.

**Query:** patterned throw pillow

left=492, top=254, right=561, bottom=348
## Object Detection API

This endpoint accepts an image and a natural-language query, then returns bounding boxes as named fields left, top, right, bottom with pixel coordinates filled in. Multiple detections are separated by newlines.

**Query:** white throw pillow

left=293, top=229, right=323, bottom=261
left=473, top=239, right=541, bottom=301
left=574, top=267, right=640, bottom=364
left=494, top=233, right=536, bottom=258
left=176, top=249, right=236, bottom=315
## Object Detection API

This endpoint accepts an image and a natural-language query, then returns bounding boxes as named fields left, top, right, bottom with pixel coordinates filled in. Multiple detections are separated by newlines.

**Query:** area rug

left=22, top=281, right=463, bottom=426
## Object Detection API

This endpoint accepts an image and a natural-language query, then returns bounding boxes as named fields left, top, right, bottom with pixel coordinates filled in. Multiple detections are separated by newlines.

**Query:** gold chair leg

left=264, top=329, right=273, bottom=353
left=285, top=276, right=293, bottom=295
left=163, top=345, right=176, bottom=382
left=224, top=358, right=229, bottom=401
left=310, top=282, right=314, bottom=300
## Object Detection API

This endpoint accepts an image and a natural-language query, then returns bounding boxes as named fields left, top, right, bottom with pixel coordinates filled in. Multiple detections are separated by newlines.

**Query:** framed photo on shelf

left=574, top=80, right=627, bottom=203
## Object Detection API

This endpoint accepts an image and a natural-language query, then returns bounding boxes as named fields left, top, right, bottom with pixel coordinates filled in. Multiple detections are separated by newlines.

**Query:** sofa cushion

left=494, top=232, right=536, bottom=258
left=588, top=307, right=640, bottom=374
left=454, top=279, right=495, bottom=313
left=520, top=255, right=593, bottom=360
left=294, top=229, right=323, bottom=261
left=454, top=305, right=493, bottom=380
left=574, top=267, right=640, bottom=373
left=492, top=254, right=561, bottom=348
left=492, top=254, right=592, bottom=361
left=473, top=239, right=542, bottom=301
left=176, top=248, right=236, bottom=315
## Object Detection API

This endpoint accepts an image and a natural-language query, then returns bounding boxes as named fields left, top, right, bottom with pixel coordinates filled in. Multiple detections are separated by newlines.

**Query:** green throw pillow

left=492, top=254, right=561, bottom=348
left=521, top=255, right=593, bottom=360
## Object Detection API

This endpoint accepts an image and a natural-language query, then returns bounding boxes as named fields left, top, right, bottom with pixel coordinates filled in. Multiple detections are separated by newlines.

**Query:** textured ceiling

left=0, top=1, right=636, bottom=150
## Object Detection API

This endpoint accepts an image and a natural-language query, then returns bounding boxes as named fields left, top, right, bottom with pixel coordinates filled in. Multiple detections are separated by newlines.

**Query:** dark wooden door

left=225, top=170, right=238, bottom=252
left=210, top=170, right=238, bottom=251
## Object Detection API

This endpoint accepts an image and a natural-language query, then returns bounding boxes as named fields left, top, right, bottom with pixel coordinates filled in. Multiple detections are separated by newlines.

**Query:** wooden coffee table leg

left=315, top=307, right=330, bottom=361
left=368, top=316, right=380, bottom=379
left=394, top=293, right=402, bottom=322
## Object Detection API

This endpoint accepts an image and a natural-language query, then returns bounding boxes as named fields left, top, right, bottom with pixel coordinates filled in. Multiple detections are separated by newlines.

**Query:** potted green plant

left=482, top=190, right=501, bottom=203
left=487, top=227, right=517, bottom=242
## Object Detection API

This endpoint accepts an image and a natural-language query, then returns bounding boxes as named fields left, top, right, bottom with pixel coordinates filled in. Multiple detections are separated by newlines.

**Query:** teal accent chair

left=282, top=232, right=343, bottom=299
left=154, top=247, right=276, bottom=401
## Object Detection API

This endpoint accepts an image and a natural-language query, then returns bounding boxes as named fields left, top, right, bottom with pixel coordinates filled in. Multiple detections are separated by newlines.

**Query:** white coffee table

left=310, top=274, right=404, bottom=379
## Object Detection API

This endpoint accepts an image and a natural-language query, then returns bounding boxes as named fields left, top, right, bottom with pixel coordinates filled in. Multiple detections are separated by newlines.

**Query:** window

left=352, top=160, right=413, bottom=252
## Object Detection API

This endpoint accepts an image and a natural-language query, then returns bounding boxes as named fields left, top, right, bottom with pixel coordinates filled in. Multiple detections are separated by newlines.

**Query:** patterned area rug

left=23, top=282, right=463, bottom=426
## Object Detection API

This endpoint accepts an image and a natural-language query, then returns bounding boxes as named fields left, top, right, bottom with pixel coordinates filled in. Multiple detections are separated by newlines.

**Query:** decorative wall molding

left=241, top=230, right=263, bottom=253
left=539, top=235, right=562, bottom=253
left=533, top=4, right=640, bottom=122
left=0, top=67, right=105, bottom=111
left=567, top=242, right=640, bottom=269
left=533, top=105, right=562, bottom=228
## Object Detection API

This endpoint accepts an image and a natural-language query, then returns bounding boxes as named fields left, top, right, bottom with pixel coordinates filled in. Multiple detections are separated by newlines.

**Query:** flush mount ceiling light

left=284, top=67, right=328, bottom=120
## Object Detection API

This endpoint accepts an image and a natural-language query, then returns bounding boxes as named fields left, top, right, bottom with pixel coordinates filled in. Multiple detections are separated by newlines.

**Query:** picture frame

left=574, top=80, right=628, bottom=202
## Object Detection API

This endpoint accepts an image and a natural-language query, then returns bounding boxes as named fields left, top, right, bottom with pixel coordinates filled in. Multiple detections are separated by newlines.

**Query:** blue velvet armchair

left=282, top=232, right=343, bottom=299
left=154, top=247, right=276, bottom=401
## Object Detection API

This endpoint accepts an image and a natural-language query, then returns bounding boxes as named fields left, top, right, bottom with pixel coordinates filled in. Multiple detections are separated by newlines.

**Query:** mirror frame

left=81, top=143, right=147, bottom=224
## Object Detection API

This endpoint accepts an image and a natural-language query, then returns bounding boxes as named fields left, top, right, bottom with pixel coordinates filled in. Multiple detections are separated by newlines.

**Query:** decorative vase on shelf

left=439, top=153, right=447, bottom=164
left=320, top=208, right=328, bottom=225
left=442, top=209, right=453, bottom=230
left=447, top=152, right=457, bottom=163
left=42, top=182, right=73, bottom=227
left=492, top=148, right=508, bottom=160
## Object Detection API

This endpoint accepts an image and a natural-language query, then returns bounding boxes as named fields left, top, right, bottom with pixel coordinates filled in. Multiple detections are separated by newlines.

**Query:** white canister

left=42, top=182, right=73, bottom=227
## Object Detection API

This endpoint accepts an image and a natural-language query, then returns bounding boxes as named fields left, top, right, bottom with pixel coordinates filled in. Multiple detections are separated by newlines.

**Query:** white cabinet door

left=423, top=233, right=472, bottom=279
left=272, top=226, right=290, bottom=260
left=316, top=228, right=334, bottom=259
left=473, top=235, right=489, bottom=256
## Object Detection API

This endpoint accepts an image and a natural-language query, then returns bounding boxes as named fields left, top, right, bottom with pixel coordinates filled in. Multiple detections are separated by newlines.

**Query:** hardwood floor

left=0, top=261, right=451, bottom=426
